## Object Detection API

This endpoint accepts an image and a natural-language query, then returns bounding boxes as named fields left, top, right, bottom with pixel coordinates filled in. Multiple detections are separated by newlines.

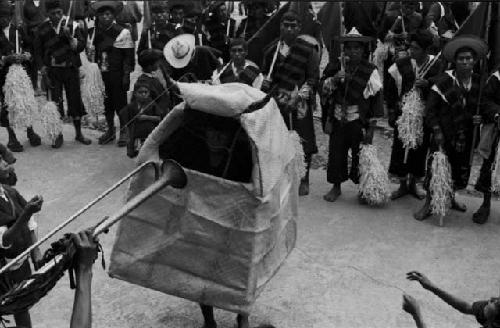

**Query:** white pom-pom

left=2, top=64, right=38, bottom=129
left=80, top=62, right=105, bottom=116
left=491, top=141, right=500, bottom=193
left=358, top=144, right=391, bottom=206
left=429, top=151, right=453, bottom=217
left=40, top=101, right=63, bottom=143
left=289, top=131, right=306, bottom=180
left=397, top=88, right=425, bottom=151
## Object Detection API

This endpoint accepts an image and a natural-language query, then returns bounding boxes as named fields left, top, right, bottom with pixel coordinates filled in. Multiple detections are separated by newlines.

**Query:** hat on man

left=91, top=0, right=123, bottom=15
left=138, top=49, right=164, bottom=69
left=443, top=34, right=488, bottom=63
left=0, top=0, right=11, bottom=18
left=336, top=27, right=373, bottom=43
left=24, top=1, right=45, bottom=28
left=164, top=33, right=196, bottom=69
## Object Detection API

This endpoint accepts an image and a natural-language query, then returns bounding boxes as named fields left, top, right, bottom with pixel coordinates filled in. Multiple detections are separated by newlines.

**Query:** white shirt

left=211, top=60, right=264, bottom=90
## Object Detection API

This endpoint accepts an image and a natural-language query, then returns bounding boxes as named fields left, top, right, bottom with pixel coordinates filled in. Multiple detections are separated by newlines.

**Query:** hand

left=26, top=195, right=44, bottom=214
left=402, top=294, right=421, bottom=317
left=472, top=115, right=482, bottom=126
left=261, top=78, right=272, bottom=92
left=406, top=271, right=433, bottom=289
left=72, top=229, right=99, bottom=270
left=415, top=78, right=429, bottom=89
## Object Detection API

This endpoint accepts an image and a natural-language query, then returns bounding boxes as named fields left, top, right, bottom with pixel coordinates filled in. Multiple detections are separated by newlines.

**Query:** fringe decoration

left=289, top=131, right=306, bottom=180
left=491, top=141, right=500, bottom=193
left=358, top=144, right=391, bottom=206
left=429, top=151, right=453, bottom=217
left=396, top=88, right=425, bottom=150
left=2, top=64, right=38, bottom=129
left=39, top=101, right=63, bottom=143
left=80, top=53, right=105, bottom=116
left=371, top=40, right=390, bottom=81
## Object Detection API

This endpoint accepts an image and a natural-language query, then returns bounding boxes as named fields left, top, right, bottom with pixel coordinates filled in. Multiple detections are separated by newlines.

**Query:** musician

left=385, top=30, right=444, bottom=201
left=472, top=68, right=500, bottom=225
left=211, top=38, right=263, bottom=89
left=261, top=10, right=320, bottom=196
left=91, top=0, right=135, bottom=147
left=0, top=0, right=42, bottom=152
left=320, top=28, right=383, bottom=203
left=414, top=35, right=488, bottom=221
left=0, top=159, right=43, bottom=328
left=34, top=0, right=91, bottom=148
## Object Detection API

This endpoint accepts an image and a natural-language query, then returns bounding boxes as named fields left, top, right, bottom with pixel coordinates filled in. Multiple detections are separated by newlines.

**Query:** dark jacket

left=93, top=23, right=135, bottom=74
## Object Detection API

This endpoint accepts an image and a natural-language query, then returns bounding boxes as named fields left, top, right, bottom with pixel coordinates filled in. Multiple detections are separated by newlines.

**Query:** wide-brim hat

left=443, top=34, right=489, bottom=63
left=91, top=0, right=123, bottom=14
left=164, top=34, right=196, bottom=69
left=336, top=27, right=373, bottom=43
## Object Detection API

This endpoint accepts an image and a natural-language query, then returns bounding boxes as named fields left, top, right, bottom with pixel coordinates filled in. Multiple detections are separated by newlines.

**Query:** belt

left=334, top=104, right=360, bottom=121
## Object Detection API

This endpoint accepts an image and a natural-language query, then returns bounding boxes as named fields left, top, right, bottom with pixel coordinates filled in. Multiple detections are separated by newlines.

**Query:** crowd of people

left=0, top=0, right=499, bottom=327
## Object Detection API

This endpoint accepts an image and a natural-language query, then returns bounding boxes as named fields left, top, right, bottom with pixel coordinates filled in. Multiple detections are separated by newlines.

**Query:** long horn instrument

left=0, top=160, right=177, bottom=275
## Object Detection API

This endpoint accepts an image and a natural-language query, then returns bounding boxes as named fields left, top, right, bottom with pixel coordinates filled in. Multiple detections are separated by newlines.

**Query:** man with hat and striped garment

left=385, top=29, right=444, bottom=201
left=471, top=68, right=500, bottom=225
left=34, top=0, right=91, bottom=148
left=211, top=37, right=263, bottom=89
left=261, top=10, right=320, bottom=196
left=0, top=0, right=42, bottom=152
left=91, top=0, right=135, bottom=147
left=320, top=27, right=384, bottom=203
left=414, top=35, right=488, bottom=221
left=137, top=1, right=175, bottom=57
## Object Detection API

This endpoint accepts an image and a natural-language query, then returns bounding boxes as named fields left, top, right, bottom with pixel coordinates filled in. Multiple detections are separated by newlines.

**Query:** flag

left=247, top=2, right=290, bottom=64
left=454, top=1, right=490, bottom=38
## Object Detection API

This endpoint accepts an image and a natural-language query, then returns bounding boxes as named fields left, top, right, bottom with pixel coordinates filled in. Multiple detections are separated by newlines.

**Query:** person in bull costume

left=320, top=28, right=384, bottom=203
left=0, top=0, right=42, bottom=152
left=261, top=10, right=320, bottom=196
left=92, top=0, right=135, bottom=147
left=34, top=0, right=92, bottom=148
left=414, top=35, right=488, bottom=221
left=385, top=29, right=444, bottom=201
left=472, top=68, right=500, bottom=224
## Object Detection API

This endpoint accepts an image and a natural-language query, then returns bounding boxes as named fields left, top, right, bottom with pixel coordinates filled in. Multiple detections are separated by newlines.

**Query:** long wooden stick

left=266, top=41, right=281, bottom=80
left=0, top=161, right=159, bottom=275
left=65, top=0, right=73, bottom=28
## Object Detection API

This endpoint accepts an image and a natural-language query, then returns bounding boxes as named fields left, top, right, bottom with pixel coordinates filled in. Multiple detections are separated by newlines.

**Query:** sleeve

left=363, top=69, right=383, bottom=99
left=471, top=300, right=488, bottom=325
left=211, top=68, right=221, bottom=85
left=253, top=73, right=264, bottom=90
left=117, top=30, right=135, bottom=76
left=425, top=88, right=443, bottom=130
left=481, top=75, right=500, bottom=123
left=0, top=226, right=11, bottom=249
left=384, top=71, right=400, bottom=119
left=305, top=45, right=320, bottom=89
left=33, top=28, right=45, bottom=69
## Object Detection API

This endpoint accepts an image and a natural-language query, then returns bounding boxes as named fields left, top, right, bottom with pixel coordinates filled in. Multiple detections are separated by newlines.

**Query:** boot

left=391, top=177, right=409, bottom=200
left=299, top=178, right=309, bottom=196
left=26, top=127, right=41, bottom=147
left=414, top=192, right=432, bottom=221
left=52, top=133, right=63, bottom=149
left=199, top=304, right=217, bottom=328
left=450, top=194, right=467, bottom=212
left=98, top=127, right=116, bottom=145
left=7, top=127, right=23, bottom=152
left=117, top=129, right=128, bottom=147
left=408, top=176, right=426, bottom=200
left=472, top=192, right=491, bottom=225
left=73, top=119, right=91, bottom=145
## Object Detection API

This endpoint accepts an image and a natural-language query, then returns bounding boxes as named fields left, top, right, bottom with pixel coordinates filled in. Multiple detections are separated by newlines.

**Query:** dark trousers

left=389, top=126, right=430, bottom=179
left=327, top=119, right=364, bottom=184
left=48, top=66, right=85, bottom=118
left=475, top=135, right=499, bottom=193
left=102, top=71, right=126, bottom=128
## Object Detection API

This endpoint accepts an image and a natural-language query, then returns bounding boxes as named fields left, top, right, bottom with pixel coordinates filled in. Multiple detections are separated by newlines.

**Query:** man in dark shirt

left=407, top=271, right=500, bottom=328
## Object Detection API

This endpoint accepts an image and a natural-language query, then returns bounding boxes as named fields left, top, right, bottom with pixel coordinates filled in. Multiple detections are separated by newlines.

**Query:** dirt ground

left=0, top=118, right=497, bottom=328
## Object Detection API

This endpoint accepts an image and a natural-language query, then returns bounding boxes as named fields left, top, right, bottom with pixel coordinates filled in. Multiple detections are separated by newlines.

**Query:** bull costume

left=414, top=35, right=488, bottom=221
left=320, top=28, right=383, bottom=203
left=262, top=11, right=320, bottom=196
left=91, top=0, right=135, bottom=146
left=34, top=0, right=91, bottom=148
left=211, top=38, right=263, bottom=89
left=385, top=30, right=444, bottom=200
left=0, top=0, right=41, bottom=152
left=472, top=69, right=500, bottom=224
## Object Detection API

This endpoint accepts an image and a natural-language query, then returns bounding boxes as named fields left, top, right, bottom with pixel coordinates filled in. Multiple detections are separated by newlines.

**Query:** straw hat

left=163, top=34, right=196, bottom=69
left=91, top=0, right=123, bottom=14
left=443, top=34, right=488, bottom=63
left=336, top=27, right=373, bottom=43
